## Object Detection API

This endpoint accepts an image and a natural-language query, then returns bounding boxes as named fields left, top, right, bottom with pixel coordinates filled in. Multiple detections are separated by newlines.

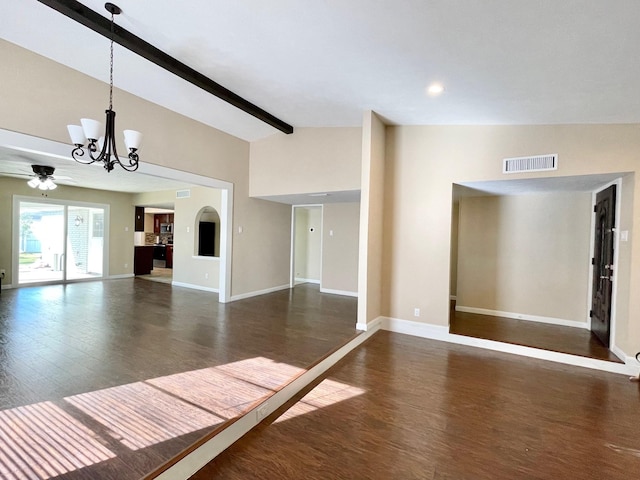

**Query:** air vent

left=176, top=189, right=191, bottom=198
left=503, top=154, right=557, bottom=174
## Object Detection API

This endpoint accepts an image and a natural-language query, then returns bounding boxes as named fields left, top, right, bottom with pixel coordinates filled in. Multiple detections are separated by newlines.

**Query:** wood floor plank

left=0, top=280, right=357, bottom=479
left=450, top=307, right=622, bottom=362
left=193, top=331, right=640, bottom=480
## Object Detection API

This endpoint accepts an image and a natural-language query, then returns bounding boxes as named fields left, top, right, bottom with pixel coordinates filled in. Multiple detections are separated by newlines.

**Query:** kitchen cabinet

left=134, top=207, right=145, bottom=232
left=134, top=246, right=154, bottom=275
left=153, top=213, right=175, bottom=233
left=166, top=245, right=174, bottom=269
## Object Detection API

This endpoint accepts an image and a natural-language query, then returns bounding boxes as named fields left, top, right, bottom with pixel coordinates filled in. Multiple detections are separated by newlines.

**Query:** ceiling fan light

left=67, top=125, right=86, bottom=146
left=123, top=130, right=142, bottom=150
left=45, top=179, right=58, bottom=190
left=80, top=118, right=103, bottom=141
left=27, top=177, right=40, bottom=188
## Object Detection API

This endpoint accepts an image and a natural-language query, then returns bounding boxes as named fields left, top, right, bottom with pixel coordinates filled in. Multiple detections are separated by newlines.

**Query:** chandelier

left=66, top=3, right=141, bottom=172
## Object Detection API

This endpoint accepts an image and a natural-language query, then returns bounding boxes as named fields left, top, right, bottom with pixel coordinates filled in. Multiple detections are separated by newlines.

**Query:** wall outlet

left=124, top=263, right=128, bottom=269
left=205, top=273, right=209, bottom=279
left=0, top=269, right=5, bottom=279
left=256, top=402, right=269, bottom=422
left=414, top=308, right=420, bottom=317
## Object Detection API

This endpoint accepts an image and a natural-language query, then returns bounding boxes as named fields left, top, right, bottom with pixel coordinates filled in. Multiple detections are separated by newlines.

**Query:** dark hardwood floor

left=450, top=307, right=622, bottom=363
left=0, top=280, right=357, bottom=480
left=193, top=331, right=640, bottom=480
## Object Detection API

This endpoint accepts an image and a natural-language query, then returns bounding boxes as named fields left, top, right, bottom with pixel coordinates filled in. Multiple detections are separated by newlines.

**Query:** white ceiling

left=2, top=2, right=639, bottom=199
left=4, top=1, right=640, bottom=142
left=455, top=173, right=628, bottom=198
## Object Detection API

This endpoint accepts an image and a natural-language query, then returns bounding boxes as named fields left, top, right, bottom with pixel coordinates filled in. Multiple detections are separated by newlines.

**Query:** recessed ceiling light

left=427, top=83, right=445, bottom=96
left=308, top=193, right=328, bottom=197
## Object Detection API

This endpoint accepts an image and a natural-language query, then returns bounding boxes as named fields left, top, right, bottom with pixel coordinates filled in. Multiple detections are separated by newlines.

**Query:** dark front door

left=591, top=185, right=616, bottom=347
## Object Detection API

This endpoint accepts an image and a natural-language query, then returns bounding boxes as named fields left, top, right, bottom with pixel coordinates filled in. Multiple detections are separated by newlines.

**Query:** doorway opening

left=290, top=205, right=323, bottom=287
left=449, top=175, right=626, bottom=364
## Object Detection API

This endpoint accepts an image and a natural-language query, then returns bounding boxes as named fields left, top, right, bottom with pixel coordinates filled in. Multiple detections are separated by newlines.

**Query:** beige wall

left=322, top=202, right=360, bottom=294
left=456, top=193, right=592, bottom=322
left=358, top=111, right=386, bottom=326
left=0, top=176, right=134, bottom=285
left=384, top=124, right=639, bottom=355
left=249, top=127, right=362, bottom=197
left=1, top=39, right=291, bottom=298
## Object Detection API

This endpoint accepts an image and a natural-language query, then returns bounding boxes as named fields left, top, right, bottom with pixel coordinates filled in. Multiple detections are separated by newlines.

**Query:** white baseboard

left=229, top=284, right=290, bottom=302
left=382, top=317, right=450, bottom=340
left=455, top=305, right=589, bottom=330
left=295, top=278, right=320, bottom=285
left=0, top=283, right=14, bottom=290
left=356, top=316, right=384, bottom=332
left=610, top=344, right=637, bottom=367
left=382, top=316, right=639, bottom=377
left=450, top=295, right=457, bottom=301
left=108, top=274, right=134, bottom=280
left=154, top=319, right=380, bottom=480
left=171, top=281, right=219, bottom=293
left=320, top=287, right=358, bottom=298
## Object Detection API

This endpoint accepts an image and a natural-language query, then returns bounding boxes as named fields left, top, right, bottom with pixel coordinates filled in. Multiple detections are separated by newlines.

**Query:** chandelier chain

left=109, top=9, right=114, bottom=110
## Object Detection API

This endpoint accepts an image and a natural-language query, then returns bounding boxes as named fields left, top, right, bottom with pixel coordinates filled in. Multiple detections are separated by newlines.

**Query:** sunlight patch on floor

left=0, top=401, right=115, bottom=479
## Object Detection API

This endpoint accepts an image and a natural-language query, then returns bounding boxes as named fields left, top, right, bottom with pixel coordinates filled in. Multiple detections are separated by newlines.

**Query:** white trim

left=0, top=283, right=15, bottom=290
left=295, top=278, right=320, bottom=285
left=455, top=305, right=589, bottom=330
left=171, top=281, right=219, bottom=293
left=382, top=316, right=640, bottom=376
left=13, top=195, right=110, bottom=286
left=320, top=288, right=358, bottom=298
left=229, top=284, right=290, bottom=302
left=108, top=274, right=134, bottom=280
left=382, top=317, right=450, bottom=340
left=154, top=323, right=379, bottom=480
left=449, top=295, right=457, bottom=301
left=588, top=178, right=624, bottom=354
left=355, top=315, right=384, bottom=332
left=610, top=344, right=636, bottom=367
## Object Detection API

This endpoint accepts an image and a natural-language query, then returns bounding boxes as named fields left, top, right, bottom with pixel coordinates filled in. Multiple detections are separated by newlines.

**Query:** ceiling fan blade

left=0, top=171, right=32, bottom=177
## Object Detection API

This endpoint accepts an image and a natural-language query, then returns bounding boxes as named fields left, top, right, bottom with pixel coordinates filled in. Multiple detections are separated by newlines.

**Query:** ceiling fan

left=0, top=164, right=74, bottom=190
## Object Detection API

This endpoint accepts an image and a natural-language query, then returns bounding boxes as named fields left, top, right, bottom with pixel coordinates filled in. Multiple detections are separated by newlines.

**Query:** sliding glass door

left=17, top=198, right=107, bottom=285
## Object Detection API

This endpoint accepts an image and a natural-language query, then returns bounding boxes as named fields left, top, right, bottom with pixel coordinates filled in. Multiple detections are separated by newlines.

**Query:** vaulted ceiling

left=5, top=1, right=640, bottom=142
left=2, top=1, right=640, bottom=196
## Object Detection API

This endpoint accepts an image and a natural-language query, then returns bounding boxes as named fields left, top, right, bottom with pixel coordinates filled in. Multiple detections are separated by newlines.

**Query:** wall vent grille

left=176, top=189, right=191, bottom=198
left=503, top=154, right=558, bottom=174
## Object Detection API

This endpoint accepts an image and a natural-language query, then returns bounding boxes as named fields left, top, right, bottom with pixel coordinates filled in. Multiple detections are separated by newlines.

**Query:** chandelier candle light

left=67, top=2, right=142, bottom=172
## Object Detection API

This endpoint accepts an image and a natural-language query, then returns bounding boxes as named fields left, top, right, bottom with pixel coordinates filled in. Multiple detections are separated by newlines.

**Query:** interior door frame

left=289, top=204, right=324, bottom=288
left=587, top=178, right=622, bottom=352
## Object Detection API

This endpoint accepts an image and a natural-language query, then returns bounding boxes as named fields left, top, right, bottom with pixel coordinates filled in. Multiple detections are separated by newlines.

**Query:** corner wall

left=357, top=111, right=386, bottom=328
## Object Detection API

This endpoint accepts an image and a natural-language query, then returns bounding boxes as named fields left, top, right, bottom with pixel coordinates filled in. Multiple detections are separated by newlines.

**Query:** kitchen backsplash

left=144, top=232, right=173, bottom=245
